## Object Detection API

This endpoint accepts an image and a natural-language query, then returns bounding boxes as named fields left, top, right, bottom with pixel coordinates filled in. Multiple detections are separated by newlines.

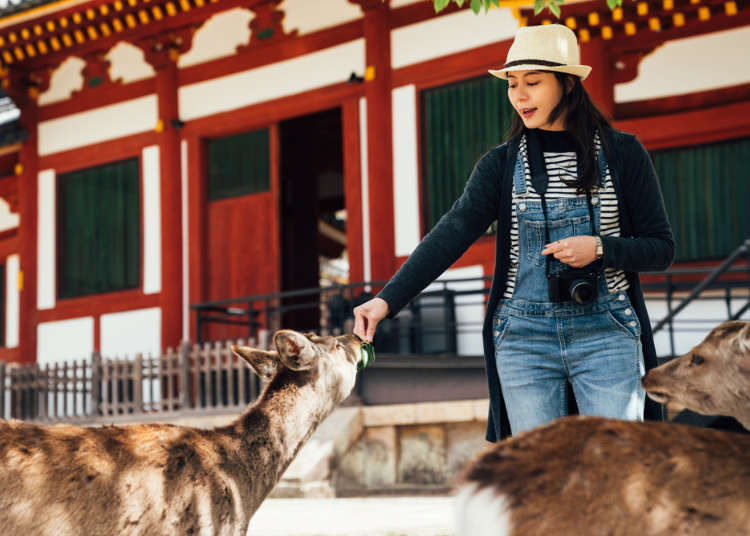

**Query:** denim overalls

left=493, top=140, right=646, bottom=435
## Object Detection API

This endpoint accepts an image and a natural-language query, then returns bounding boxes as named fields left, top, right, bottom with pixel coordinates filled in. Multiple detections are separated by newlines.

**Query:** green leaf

left=470, top=0, right=482, bottom=14
left=534, top=0, right=545, bottom=15
left=549, top=0, right=561, bottom=17
left=606, top=0, right=618, bottom=9
left=433, top=0, right=451, bottom=13
left=455, top=0, right=465, bottom=7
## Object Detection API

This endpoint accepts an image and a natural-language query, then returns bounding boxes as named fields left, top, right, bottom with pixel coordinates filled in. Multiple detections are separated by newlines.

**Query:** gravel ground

left=246, top=496, right=456, bottom=536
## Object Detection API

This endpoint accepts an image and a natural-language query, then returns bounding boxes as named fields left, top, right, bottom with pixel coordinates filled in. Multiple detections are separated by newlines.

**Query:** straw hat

left=489, top=24, right=591, bottom=81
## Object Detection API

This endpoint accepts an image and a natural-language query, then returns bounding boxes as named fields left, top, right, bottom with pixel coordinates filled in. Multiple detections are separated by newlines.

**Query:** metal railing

left=0, top=339, right=265, bottom=423
left=643, top=238, right=750, bottom=358
left=192, top=241, right=750, bottom=360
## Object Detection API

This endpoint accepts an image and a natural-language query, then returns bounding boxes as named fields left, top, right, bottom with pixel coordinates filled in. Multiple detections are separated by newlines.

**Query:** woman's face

left=507, top=70, right=567, bottom=131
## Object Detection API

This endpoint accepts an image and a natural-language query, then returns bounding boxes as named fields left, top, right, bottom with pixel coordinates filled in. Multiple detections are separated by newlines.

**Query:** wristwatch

left=595, top=236, right=604, bottom=260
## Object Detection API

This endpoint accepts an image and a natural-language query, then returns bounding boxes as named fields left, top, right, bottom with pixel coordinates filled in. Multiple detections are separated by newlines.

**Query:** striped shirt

left=503, top=131, right=629, bottom=299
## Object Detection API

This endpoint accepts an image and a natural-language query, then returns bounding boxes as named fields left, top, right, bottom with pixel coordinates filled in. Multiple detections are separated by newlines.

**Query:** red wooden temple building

left=0, top=0, right=746, bottom=365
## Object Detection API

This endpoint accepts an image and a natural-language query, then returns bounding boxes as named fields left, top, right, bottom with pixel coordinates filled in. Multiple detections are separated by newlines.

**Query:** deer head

left=642, top=320, right=750, bottom=429
left=231, top=330, right=362, bottom=403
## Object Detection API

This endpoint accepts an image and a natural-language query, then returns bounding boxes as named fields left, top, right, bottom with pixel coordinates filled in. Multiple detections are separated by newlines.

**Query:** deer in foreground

left=0, top=330, right=362, bottom=536
left=456, top=320, right=750, bottom=536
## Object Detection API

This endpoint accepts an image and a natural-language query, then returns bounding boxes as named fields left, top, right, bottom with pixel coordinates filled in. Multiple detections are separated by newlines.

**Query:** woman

left=353, top=24, right=674, bottom=440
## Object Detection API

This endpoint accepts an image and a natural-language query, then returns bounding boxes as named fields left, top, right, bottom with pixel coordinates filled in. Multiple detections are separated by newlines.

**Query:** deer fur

left=455, top=321, right=750, bottom=536
left=0, top=330, right=362, bottom=536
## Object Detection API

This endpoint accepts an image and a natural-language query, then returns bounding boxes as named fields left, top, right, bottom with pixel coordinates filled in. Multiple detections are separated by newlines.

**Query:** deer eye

left=691, top=354, right=705, bottom=365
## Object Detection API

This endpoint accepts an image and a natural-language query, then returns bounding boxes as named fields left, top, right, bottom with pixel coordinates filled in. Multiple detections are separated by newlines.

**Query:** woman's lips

left=521, top=108, right=537, bottom=118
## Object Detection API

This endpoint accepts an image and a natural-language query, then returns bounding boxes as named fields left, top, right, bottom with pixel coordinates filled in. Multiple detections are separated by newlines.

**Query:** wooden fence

left=0, top=338, right=268, bottom=424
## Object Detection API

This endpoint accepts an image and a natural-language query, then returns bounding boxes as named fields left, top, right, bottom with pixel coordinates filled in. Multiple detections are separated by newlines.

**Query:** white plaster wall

left=179, top=8, right=254, bottom=68
left=142, top=146, right=161, bottom=295
left=38, top=95, right=157, bottom=156
left=106, top=41, right=155, bottom=84
left=281, top=0, right=361, bottom=36
left=616, top=26, right=750, bottom=103
left=5, top=253, right=19, bottom=348
left=180, top=140, right=190, bottom=341
left=391, top=0, right=423, bottom=6
left=179, top=39, right=365, bottom=121
left=38, top=56, right=85, bottom=106
left=37, top=317, right=94, bottom=364
left=392, top=84, right=420, bottom=257
left=359, top=97, right=371, bottom=286
left=646, top=295, right=750, bottom=358
left=391, top=7, right=518, bottom=69
left=37, top=169, right=55, bottom=310
left=100, top=307, right=161, bottom=358
left=424, top=265, right=485, bottom=356
left=0, top=198, right=19, bottom=232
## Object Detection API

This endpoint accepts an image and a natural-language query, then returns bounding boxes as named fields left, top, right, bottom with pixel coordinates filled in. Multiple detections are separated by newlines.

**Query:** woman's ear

left=565, top=76, right=575, bottom=95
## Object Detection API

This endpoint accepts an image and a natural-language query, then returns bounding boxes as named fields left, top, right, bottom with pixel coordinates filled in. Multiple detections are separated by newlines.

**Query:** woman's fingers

left=352, top=297, right=390, bottom=342
left=542, top=236, right=597, bottom=267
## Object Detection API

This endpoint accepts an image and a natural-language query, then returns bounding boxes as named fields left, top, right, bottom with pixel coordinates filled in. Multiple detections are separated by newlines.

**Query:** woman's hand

left=542, top=236, right=597, bottom=267
left=353, top=297, right=390, bottom=342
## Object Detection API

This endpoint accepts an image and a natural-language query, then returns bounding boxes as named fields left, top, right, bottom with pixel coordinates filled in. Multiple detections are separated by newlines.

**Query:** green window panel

left=421, top=75, right=514, bottom=232
left=57, top=158, right=140, bottom=299
left=207, top=128, right=270, bottom=201
left=652, top=137, right=750, bottom=261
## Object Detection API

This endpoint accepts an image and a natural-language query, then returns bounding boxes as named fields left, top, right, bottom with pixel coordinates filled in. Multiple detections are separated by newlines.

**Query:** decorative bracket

left=134, top=25, right=197, bottom=71
left=612, top=47, right=658, bottom=85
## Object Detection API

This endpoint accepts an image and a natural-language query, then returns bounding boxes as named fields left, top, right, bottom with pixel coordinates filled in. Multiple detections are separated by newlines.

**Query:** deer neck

left=218, top=370, right=340, bottom=510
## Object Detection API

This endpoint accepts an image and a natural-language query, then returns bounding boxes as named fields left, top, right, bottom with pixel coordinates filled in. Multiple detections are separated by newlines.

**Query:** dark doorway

left=279, top=107, right=346, bottom=331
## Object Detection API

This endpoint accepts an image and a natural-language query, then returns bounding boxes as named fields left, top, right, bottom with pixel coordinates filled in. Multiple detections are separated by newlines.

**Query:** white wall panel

left=142, top=146, right=162, bottom=295
left=37, top=169, right=56, bottom=310
left=179, top=8, right=254, bottom=68
left=38, top=95, right=157, bottom=155
left=359, top=97, right=371, bottom=286
left=180, top=140, right=190, bottom=341
left=281, top=0, right=361, bottom=35
left=100, top=307, right=161, bottom=357
left=616, top=27, right=750, bottom=103
left=391, top=8, right=518, bottom=69
left=392, top=85, right=420, bottom=257
left=38, top=56, right=85, bottom=106
left=106, top=42, right=155, bottom=84
left=5, top=254, right=19, bottom=348
left=0, top=198, right=19, bottom=232
left=179, top=39, right=365, bottom=121
left=37, top=317, right=94, bottom=365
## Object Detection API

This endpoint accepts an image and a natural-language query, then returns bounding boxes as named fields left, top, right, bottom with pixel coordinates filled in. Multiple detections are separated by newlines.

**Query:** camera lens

left=569, top=279, right=596, bottom=305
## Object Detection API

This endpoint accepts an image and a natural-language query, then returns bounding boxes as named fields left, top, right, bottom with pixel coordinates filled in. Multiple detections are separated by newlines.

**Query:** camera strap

left=526, top=130, right=598, bottom=280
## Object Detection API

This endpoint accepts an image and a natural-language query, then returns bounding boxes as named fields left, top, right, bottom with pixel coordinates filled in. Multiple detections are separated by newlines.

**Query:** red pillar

left=358, top=0, right=395, bottom=283
left=156, top=60, right=183, bottom=349
left=581, top=38, right=615, bottom=120
left=17, top=97, right=38, bottom=364
left=137, top=34, right=191, bottom=350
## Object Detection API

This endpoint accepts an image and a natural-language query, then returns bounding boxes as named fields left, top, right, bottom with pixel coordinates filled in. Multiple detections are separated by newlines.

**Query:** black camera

left=548, top=267, right=600, bottom=305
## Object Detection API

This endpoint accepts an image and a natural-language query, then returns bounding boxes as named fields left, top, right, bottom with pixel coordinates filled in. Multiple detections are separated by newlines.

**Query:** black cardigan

left=378, top=126, right=675, bottom=442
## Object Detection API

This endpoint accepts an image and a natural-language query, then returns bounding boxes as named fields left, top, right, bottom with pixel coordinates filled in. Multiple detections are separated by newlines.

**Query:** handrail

left=652, top=239, right=750, bottom=334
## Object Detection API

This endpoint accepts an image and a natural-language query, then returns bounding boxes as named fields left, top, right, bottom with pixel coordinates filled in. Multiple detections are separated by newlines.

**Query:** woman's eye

left=527, top=82, right=538, bottom=86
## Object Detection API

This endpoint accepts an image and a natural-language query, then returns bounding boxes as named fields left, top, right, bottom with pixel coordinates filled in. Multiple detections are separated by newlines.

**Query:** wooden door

left=203, top=125, right=279, bottom=342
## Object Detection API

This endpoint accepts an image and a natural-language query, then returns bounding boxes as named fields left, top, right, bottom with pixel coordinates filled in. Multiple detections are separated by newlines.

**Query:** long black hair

left=504, top=72, right=612, bottom=193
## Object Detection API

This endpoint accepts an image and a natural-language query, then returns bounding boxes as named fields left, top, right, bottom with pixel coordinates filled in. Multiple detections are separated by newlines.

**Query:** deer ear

left=274, top=330, right=317, bottom=371
left=231, top=346, right=280, bottom=380
left=738, top=323, right=750, bottom=356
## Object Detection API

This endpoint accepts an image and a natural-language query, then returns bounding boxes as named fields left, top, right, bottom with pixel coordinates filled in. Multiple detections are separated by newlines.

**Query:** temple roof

left=0, top=0, right=58, bottom=19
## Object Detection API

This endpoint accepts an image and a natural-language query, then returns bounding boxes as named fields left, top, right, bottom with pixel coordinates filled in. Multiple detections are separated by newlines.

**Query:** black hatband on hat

left=503, top=59, right=565, bottom=68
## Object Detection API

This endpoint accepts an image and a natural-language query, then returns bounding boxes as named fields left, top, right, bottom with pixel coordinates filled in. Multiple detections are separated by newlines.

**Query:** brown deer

left=455, top=321, right=750, bottom=536
left=0, top=330, right=362, bottom=536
